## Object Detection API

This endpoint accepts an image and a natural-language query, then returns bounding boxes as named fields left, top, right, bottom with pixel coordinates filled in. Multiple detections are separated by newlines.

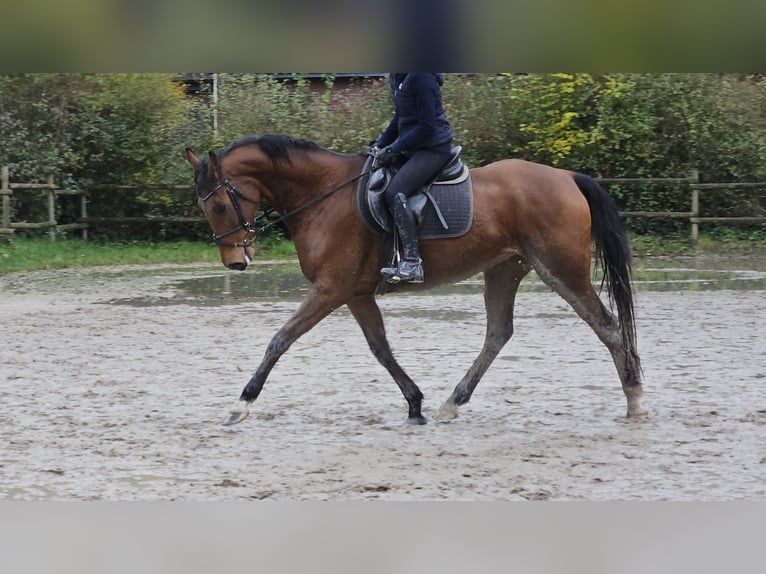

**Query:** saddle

left=356, top=146, right=473, bottom=240
left=356, top=146, right=474, bottom=295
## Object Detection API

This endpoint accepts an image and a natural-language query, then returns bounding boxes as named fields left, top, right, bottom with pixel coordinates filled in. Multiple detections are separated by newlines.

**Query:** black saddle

left=356, top=146, right=473, bottom=240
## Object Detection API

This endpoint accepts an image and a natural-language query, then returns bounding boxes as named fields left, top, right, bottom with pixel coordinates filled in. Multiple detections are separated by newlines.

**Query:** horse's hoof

left=223, top=400, right=251, bottom=426
left=625, top=390, right=647, bottom=418
left=434, top=401, right=459, bottom=421
left=406, top=415, right=427, bottom=425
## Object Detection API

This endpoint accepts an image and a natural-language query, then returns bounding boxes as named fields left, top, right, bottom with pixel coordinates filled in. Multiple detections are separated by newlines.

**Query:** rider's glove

left=377, top=146, right=398, bottom=167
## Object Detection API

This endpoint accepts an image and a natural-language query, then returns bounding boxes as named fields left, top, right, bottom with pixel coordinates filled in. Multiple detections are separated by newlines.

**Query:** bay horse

left=185, top=134, right=646, bottom=426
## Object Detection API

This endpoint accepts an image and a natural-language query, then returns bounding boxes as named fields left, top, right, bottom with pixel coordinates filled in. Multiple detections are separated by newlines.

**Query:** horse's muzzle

left=220, top=244, right=253, bottom=271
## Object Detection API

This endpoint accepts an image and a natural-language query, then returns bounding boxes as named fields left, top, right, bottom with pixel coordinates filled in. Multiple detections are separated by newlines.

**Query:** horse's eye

left=212, top=203, right=227, bottom=215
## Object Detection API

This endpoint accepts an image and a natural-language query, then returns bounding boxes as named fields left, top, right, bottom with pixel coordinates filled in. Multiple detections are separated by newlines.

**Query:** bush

left=1, top=73, right=765, bottom=242
left=212, top=74, right=392, bottom=152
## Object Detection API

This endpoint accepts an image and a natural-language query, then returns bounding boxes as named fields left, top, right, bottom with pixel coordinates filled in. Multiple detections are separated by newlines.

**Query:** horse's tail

left=572, top=172, right=640, bottom=372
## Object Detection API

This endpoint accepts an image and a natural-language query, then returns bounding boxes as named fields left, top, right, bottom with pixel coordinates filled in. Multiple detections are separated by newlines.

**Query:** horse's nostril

left=227, top=262, right=247, bottom=271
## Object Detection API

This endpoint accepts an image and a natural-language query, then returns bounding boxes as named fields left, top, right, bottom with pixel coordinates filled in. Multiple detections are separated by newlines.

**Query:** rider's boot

left=381, top=193, right=424, bottom=283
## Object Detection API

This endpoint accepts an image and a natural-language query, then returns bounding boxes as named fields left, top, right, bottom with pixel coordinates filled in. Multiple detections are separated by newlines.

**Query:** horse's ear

left=185, top=148, right=199, bottom=168
left=207, top=151, right=221, bottom=181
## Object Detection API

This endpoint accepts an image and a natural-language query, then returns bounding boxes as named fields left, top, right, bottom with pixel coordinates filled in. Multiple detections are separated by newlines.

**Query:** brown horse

left=185, top=134, right=646, bottom=426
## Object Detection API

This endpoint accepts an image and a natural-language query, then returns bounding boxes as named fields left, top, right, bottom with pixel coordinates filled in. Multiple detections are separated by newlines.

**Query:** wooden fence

left=599, top=169, right=766, bottom=243
left=1, top=166, right=91, bottom=241
left=1, top=166, right=765, bottom=246
left=0, top=167, right=197, bottom=241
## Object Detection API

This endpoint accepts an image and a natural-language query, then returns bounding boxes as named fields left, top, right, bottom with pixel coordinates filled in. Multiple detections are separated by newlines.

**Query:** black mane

left=223, top=134, right=321, bottom=166
left=193, top=134, right=324, bottom=195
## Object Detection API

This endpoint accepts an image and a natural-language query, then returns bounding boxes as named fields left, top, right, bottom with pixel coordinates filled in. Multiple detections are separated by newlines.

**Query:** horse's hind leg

left=346, top=294, right=426, bottom=424
left=436, top=256, right=531, bottom=421
left=530, top=255, right=646, bottom=418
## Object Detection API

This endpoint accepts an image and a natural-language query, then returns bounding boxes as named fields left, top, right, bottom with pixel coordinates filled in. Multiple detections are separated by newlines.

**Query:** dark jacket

left=376, top=73, right=453, bottom=155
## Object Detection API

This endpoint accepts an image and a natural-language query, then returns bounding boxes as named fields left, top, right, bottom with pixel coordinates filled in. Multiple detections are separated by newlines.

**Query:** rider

left=371, top=73, right=454, bottom=283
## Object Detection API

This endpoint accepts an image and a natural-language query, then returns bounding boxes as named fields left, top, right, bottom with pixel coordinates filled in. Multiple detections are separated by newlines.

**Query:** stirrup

left=380, top=265, right=402, bottom=284
left=381, top=259, right=423, bottom=284
left=399, top=259, right=424, bottom=283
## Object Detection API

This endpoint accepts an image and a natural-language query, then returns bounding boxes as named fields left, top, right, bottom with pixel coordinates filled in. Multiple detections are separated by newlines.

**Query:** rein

left=255, top=167, right=373, bottom=236
left=202, top=162, right=375, bottom=248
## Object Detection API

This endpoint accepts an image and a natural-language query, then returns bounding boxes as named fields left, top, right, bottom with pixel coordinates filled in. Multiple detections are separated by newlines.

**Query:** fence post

left=47, top=175, right=56, bottom=241
left=689, top=168, right=700, bottom=247
left=1, top=166, right=9, bottom=230
left=81, top=191, right=88, bottom=240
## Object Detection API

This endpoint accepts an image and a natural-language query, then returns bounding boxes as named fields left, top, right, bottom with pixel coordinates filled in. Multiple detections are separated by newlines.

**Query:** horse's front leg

left=223, top=285, right=338, bottom=426
left=347, top=295, right=426, bottom=424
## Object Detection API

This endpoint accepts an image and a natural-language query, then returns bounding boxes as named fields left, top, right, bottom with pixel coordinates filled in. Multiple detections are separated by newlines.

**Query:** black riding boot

left=381, top=193, right=424, bottom=283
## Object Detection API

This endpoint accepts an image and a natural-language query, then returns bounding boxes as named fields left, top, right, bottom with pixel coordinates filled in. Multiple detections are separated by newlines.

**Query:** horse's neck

left=261, top=152, right=361, bottom=212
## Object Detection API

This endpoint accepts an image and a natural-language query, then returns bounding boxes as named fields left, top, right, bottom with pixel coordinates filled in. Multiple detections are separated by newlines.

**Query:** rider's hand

left=377, top=146, right=397, bottom=167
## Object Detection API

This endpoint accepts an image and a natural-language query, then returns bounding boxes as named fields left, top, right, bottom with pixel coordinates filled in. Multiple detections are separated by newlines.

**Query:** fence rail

left=1, top=166, right=92, bottom=240
left=1, top=167, right=765, bottom=246
left=599, top=170, right=766, bottom=242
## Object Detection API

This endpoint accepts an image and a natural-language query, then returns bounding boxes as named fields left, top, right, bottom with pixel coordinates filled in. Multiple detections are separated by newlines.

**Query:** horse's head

left=185, top=147, right=258, bottom=271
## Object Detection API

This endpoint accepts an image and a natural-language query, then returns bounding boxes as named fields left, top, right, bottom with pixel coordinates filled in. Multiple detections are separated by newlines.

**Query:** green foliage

left=440, top=74, right=517, bottom=167
left=213, top=74, right=391, bottom=151
left=591, top=74, right=766, bottom=179
left=0, top=73, right=206, bottom=239
left=1, top=73, right=765, bottom=242
left=506, top=73, right=606, bottom=170
left=445, top=73, right=766, bottom=235
left=0, top=74, right=196, bottom=185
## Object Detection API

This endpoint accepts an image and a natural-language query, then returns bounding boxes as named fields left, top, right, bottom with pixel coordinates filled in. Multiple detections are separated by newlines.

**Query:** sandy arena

left=1, top=256, right=764, bottom=500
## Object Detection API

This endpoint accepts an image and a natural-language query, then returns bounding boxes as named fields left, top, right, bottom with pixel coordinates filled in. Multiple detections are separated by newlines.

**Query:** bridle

left=199, top=176, right=263, bottom=248
left=199, top=162, right=376, bottom=248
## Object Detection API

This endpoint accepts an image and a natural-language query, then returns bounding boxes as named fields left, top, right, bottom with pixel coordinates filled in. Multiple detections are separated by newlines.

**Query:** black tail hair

left=573, top=173, right=640, bottom=372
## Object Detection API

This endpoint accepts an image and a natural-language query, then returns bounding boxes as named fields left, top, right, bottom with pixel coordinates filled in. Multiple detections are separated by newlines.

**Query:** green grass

left=0, top=237, right=297, bottom=275
left=629, top=234, right=691, bottom=256
left=1, top=232, right=764, bottom=275
left=629, top=232, right=766, bottom=257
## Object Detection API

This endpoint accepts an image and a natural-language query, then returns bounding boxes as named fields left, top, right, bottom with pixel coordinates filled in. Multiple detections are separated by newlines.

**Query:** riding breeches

left=384, top=149, right=451, bottom=208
